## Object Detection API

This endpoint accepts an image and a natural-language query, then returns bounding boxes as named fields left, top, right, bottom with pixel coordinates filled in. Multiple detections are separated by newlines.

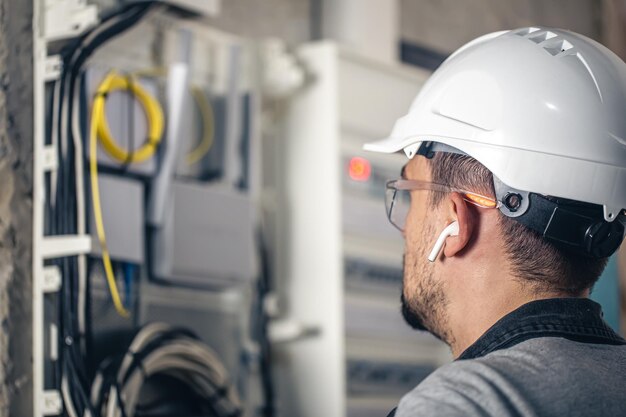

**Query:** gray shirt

left=396, top=337, right=626, bottom=417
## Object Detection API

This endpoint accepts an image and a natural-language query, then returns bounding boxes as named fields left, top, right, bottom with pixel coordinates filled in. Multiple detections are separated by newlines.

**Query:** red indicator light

left=349, top=157, right=371, bottom=182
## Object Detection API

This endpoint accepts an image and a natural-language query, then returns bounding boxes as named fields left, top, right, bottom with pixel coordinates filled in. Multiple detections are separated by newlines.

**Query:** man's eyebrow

left=401, top=165, right=407, bottom=180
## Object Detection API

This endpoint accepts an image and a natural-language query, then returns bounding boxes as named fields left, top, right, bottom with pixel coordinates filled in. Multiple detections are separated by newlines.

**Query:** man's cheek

left=402, top=254, right=418, bottom=294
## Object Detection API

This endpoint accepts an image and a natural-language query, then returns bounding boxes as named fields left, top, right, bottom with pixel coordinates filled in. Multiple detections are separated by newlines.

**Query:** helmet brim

left=363, top=137, right=405, bottom=153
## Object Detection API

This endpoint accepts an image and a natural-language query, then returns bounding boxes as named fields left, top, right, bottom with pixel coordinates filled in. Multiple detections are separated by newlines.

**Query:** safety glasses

left=385, top=179, right=500, bottom=232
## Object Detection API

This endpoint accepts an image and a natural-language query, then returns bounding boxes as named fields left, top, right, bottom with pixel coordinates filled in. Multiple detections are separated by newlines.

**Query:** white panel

left=344, top=293, right=435, bottom=343
left=342, top=193, right=398, bottom=240
left=338, top=50, right=430, bottom=141
left=151, top=181, right=258, bottom=287
left=274, top=41, right=345, bottom=417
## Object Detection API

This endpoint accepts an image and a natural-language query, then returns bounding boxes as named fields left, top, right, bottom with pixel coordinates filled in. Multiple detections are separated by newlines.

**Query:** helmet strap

left=501, top=192, right=624, bottom=259
left=416, top=141, right=468, bottom=159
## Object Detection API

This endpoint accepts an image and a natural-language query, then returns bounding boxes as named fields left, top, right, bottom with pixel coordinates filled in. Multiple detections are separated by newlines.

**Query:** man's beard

left=401, top=223, right=453, bottom=345
left=400, top=279, right=450, bottom=343
left=401, top=292, right=428, bottom=331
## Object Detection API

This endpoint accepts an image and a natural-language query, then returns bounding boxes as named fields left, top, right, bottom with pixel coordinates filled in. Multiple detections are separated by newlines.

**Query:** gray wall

left=400, top=0, right=602, bottom=53
left=0, top=0, right=34, bottom=416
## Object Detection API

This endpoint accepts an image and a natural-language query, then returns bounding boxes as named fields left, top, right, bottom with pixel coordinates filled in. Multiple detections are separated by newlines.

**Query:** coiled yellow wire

left=90, top=71, right=164, bottom=317
left=118, top=67, right=213, bottom=165
left=95, top=72, right=164, bottom=163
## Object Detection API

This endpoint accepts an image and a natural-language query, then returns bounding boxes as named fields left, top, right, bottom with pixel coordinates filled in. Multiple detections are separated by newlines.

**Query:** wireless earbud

left=428, top=221, right=460, bottom=262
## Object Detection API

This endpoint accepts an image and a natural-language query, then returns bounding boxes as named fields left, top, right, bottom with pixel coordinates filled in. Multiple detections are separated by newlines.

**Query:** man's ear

left=443, top=193, right=476, bottom=258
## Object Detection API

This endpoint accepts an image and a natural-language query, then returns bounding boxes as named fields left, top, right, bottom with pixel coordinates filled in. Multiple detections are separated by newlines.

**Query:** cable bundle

left=91, top=323, right=242, bottom=417
left=50, top=3, right=160, bottom=416
left=47, top=3, right=273, bottom=417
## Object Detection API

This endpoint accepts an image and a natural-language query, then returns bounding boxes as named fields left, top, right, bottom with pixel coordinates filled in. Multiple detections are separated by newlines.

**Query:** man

left=365, top=27, right=626, bottom=416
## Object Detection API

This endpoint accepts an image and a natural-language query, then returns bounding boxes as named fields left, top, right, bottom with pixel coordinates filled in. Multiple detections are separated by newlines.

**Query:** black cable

left=65, top=348, right=96, bottom=415
left=92, top=354, right=124, bottom=412
left=64, top=4, right=154, bottom=79
left=53, top=67, right=88, bottom=414
left=255, top=230, right=275, bottom=417
left=57, top=65, right=87, bottom=411
left=62, top=257, right=97, bottom=416
left=48, top=4, right=160, bottom=416
left=60, top=2, right=154, bottom=65
left=63, top=3, right=156, bottom=177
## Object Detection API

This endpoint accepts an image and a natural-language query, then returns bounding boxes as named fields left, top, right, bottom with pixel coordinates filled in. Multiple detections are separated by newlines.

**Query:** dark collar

left=458, top=297, right=625, bottom=360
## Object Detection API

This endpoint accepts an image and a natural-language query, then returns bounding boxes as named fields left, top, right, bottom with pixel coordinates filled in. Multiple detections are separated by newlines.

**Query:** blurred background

left=1, top=0, right=625, bottom=416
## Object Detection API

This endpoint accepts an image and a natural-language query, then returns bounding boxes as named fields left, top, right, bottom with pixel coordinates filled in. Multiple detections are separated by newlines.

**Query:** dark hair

left=428, top=152, right=608, bottom=295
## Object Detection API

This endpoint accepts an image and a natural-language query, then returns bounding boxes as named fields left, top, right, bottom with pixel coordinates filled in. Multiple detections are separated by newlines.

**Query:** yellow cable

left=95, top=71, right=164, bottom=164
left=91, top=72, right=131, bottom=318
left=115, top=69, right=213, bottom=166
left=186, top=86, right=215, bottom=165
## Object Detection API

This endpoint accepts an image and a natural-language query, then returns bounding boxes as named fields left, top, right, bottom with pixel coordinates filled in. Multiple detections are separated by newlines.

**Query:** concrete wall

left=208, top=0, right=311, bottom=45
left=0, top=0, right=34, bottom=416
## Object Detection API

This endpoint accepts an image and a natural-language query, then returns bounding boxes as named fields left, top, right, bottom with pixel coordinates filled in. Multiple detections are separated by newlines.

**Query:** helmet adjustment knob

left=504, top=193, right=523, bottom=212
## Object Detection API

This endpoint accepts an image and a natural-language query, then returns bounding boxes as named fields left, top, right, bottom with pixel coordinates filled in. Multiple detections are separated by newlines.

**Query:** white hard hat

left=366, top=27, right=626, bottom=257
